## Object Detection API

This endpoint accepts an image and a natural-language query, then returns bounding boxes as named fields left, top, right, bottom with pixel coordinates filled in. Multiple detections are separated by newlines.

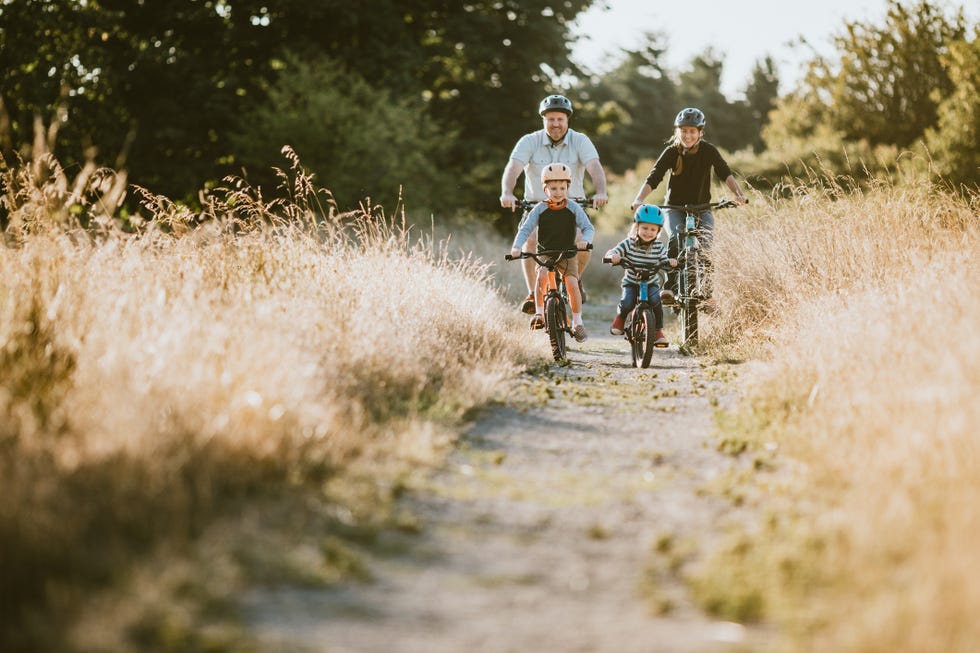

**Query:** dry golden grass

left=0, top=151, right=541, bottom=651
left=694, top=173, right=980, bottom=652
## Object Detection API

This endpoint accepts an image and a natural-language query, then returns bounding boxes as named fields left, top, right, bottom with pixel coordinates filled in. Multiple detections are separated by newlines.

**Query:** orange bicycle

left=506, top=245, right=592, bottom=361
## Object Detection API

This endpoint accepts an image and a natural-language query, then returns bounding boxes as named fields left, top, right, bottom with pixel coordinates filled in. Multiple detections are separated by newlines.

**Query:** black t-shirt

left=643, top=141, right=732, bottom=205
left=537, top=206, right=578, bottom=253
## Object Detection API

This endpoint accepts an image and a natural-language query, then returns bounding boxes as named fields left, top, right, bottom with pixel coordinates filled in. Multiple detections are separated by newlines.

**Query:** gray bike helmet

left=674, top=107, right=706, bottom=128
left=539, top=94, right=573, bottom=116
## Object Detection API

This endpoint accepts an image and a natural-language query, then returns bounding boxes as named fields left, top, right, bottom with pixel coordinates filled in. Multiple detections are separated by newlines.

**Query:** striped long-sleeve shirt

left=611, top=236, right=668, bottom=286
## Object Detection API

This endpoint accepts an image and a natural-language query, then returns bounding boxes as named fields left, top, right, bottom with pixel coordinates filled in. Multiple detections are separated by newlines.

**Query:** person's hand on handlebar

left=500, top=193, right=517, bottom=210
left=590, top=193, right=608, bottom=209
left=605, top=250, right=621, bottom=264
left=510, top=246, right=521, bottom=259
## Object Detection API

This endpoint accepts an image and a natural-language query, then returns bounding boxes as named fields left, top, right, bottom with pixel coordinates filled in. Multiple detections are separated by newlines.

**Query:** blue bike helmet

left=634, top=204, right=665, bottom=226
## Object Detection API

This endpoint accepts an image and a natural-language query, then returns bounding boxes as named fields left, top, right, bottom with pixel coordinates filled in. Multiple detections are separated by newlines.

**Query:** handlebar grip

left=601, top=257, right=612, bottom=264
left=505, top=254, right=515, bottom=261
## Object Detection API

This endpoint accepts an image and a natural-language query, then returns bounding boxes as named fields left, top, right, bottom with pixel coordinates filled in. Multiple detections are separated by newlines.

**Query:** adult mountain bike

left=506, top=245, right=592, bottom=362
left=660, top=199, right=739, bottom=347
left=602, top=257, right=673, bottom=368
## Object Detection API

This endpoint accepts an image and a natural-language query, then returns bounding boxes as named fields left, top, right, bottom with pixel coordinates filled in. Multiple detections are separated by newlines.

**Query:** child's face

left=637, top=222, right=660, bottom=242
left=544, top=179, right=569, bottom=201
left=676, top=125, right=702, bottom=148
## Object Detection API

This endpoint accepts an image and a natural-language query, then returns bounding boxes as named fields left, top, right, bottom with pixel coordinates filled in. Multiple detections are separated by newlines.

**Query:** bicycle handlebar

left=512, top=197, right=597, bottom=212
left=660, top=198, right=744, bottom=212
left=505, top=243, right=593, bottom=262
left=601, top=257, right=673, bottom=270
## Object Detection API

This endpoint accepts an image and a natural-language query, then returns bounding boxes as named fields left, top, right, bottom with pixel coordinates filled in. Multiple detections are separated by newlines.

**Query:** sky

left=569, top=0, right=976, bottom=99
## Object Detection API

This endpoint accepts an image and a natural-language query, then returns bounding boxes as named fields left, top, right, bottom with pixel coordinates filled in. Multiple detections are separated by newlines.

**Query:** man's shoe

left=572, top=324, right=588, bottom=342
left=660, top=289, right=676, bottom=305
left=521, top=294, right=536, bottom=314
left=529, top=314, right=544, bottom=330
left=653, top=330, right=669, bottom=348
left=609, top=315, right=625, bottom=336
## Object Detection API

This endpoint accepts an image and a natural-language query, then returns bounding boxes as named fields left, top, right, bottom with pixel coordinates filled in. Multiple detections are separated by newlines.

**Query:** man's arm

left=584, top=158, right=608, bottom=208
left=500, top=159, right=525, bottom=209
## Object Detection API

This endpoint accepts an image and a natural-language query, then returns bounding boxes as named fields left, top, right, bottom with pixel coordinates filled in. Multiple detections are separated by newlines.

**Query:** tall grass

left=695, top=173, right=980, bottom=652
left=0, top=151, right=541, bottom=651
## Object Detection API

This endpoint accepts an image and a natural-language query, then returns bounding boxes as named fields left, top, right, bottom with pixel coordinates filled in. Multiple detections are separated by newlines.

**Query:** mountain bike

left=659, top=199, right=739, bottom=347
left=602, top=257, right=673, bottom=368
left=506, top=245, right=593, bottom=362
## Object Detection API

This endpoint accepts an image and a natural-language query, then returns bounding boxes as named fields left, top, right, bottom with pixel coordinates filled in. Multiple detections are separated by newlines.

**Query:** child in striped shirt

left=604, top=205, right=677, bottom=344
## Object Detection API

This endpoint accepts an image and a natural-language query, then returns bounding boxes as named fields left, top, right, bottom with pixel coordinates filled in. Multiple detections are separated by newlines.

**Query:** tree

left=573, top=32, right=678, bottom=174
left=743, top=57, right=780, bottom=152
left=2, top=1, right=599, bottom=210
left=821, top=0, right=967, bottom=147
left=230, top=54, right=448, bottom=210
left=926, top=28, right=980, bottom=188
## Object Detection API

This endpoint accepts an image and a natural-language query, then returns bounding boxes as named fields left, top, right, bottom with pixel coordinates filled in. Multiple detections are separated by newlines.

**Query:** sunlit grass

left=693, top=172, right=980, bottom=652
left=0, top=150, right=543, bottom=651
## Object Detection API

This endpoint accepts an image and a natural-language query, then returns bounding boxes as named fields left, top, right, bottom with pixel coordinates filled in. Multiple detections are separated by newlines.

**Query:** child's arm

left=573, top=203, right=595, bottom=245
left=511, top=205, right=542, bottom=254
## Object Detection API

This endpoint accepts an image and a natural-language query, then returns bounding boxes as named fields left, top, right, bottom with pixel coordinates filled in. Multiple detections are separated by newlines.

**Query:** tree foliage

left=926, top=28, right=980, bottom=188
left=1, top=0, right=597, bottom=210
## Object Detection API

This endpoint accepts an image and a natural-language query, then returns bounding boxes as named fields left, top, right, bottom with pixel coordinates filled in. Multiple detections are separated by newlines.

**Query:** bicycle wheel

left=630, top=308, right=655, bottom=368
left=544, top=296, right=567, bottom=361
left=680, top=252, right=700, bottom=345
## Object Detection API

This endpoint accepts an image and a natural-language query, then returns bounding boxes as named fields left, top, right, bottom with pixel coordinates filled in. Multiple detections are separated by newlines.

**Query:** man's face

left=542, top=111, right=569, bottom=141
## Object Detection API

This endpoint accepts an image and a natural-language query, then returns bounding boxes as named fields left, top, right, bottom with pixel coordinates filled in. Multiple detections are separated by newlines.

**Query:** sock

left=573, top=312, right=582, bottom=326
left=536, top=304, right=544, bottom=316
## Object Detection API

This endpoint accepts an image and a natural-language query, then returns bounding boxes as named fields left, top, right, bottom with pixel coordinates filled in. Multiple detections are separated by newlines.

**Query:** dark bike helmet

left=674, top=107, right=706, bottom=128
left=634, top=204, right=665, bottom=226
left=539, top=94, right=573, bottom=116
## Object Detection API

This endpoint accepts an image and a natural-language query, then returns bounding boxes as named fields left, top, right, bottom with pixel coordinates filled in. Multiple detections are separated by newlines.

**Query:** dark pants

left=618, top=281, right=665, bottom=330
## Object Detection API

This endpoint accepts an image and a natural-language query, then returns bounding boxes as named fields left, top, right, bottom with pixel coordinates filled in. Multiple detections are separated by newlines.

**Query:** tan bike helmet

left=541, top=162, right=572, bottom=184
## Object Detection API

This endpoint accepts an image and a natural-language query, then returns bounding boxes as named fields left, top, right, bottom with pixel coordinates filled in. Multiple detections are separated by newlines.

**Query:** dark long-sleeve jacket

left=644, top=141, right=732, bottom=205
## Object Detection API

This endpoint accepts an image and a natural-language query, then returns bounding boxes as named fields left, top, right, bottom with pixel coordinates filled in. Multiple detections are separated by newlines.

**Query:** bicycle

left=505, top=245, right=593, bottom=362
left=602, top=257, right=674, bottom=368
left=659, top=199, right=740, bottom=347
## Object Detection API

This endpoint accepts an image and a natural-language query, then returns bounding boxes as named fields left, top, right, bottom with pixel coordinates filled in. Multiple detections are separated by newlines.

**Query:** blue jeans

left=664, top=209, right=715, bottom=293
left=618, top=281, right=665, bottom=330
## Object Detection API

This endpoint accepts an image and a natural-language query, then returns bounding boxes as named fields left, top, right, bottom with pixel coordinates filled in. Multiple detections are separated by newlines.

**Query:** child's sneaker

left=529, top=314, right=544, bottom=330
left=660, top=289, right=676, bottom=305
left=521, top=294, right=536, bottom=314
left=653, top=330, right=668, bottom=347
left=572, top=324, right=588, bottom=342
left=609, top=315, right=625, bottom=335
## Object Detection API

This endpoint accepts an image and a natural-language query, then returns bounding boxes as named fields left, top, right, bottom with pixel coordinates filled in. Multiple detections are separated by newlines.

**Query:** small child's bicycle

left=602, top=257, right=673, bottom=368
left=660, top=198, right=740, bottom=347
left=506, top=245, right=592, bottom=362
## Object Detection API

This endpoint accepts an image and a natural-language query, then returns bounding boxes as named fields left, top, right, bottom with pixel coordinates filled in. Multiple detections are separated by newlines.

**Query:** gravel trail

left=246, top=303, right=766, bottom=653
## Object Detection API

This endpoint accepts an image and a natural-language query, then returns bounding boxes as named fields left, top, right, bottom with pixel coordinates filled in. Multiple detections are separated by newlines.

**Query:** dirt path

left=245, top=302, right=766, bottom=653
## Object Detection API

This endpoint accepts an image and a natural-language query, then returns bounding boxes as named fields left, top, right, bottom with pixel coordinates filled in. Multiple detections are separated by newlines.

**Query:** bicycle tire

left=631, top=307, right=655, bottom=368
left=544, top=296, right=567, bottom=361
